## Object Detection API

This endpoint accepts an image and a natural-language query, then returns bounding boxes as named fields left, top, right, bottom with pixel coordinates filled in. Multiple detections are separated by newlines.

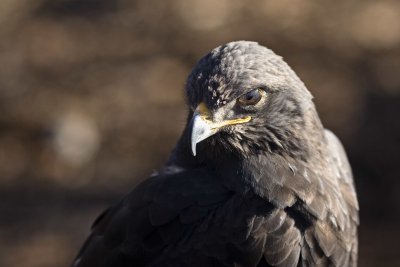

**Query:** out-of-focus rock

left=53, top=110, right=100, bottom=166
left=176, top=0, right=235, bottom=31
left=350, top=1, right=400, bottom=49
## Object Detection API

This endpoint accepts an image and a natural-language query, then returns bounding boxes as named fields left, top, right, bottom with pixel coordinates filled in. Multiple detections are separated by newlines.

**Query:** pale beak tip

left=191, top=142, right=197, bottom=156
left=190, top=114, right=214, bottom=157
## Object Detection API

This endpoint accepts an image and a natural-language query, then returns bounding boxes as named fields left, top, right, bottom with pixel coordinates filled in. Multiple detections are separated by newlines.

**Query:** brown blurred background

left=0, top=0, right=399, bottom=266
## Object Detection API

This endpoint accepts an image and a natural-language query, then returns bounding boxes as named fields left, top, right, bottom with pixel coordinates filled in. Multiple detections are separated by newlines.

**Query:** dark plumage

left=73, top=41, right=359, bottom=267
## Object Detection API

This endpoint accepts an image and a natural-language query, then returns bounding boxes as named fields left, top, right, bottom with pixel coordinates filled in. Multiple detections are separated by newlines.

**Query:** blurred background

left=0, top=0, right=399, bottom=266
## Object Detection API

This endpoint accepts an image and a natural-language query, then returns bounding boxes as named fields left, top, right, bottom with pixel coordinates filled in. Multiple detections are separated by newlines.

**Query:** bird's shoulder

left=250, top=129, right=359, bottom=266
left=324, top=129, right=359, bottom=213
left=296, top=129, right=359, bottom=266
left=73, top=166, right=265, bottom=266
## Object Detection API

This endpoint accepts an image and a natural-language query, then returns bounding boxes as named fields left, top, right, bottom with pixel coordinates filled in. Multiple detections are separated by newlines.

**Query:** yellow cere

left=196, top=102, right=212, bottom=119
left=214, top=116, right=252, bottom=129
left=195, top=102, right=252, bottom=129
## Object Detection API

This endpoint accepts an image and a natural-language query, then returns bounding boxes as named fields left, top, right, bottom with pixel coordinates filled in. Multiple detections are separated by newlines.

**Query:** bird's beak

left=190, top=102, right=251, bottom=156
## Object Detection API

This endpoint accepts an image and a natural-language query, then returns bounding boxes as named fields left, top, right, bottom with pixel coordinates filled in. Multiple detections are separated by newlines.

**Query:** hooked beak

left=190, top=102, right=251, bottom=156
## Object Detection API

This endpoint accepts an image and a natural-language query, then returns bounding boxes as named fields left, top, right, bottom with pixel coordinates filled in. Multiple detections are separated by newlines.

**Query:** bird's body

left=73, top=41, right=358, bottom=267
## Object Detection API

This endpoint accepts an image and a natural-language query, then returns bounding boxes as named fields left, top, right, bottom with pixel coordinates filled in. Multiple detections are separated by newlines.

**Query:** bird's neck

left=166, top=137, right=282, bottom=196
left=167, top=109, right=326, bottom=195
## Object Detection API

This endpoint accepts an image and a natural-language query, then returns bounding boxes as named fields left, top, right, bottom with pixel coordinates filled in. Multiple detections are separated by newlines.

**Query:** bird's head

left=185, top=41, right=320, bottom=160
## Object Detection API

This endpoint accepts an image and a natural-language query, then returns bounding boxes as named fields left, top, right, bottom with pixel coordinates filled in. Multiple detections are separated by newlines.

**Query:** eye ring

left=237, top=88, right=264, bottom=106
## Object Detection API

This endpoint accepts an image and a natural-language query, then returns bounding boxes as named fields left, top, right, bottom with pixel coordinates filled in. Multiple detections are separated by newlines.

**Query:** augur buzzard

left=73, top=41, right=359, bottom=267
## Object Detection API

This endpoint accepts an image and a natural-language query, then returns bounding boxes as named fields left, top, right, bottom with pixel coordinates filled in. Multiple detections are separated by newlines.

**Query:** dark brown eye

left=237, top=89, right=263, bottom=106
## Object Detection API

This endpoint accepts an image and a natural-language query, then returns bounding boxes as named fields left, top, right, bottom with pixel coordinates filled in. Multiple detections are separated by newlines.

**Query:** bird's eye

left=237, top=89, right=263, bottom=106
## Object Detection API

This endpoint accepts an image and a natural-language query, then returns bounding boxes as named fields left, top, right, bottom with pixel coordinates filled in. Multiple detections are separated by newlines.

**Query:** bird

left=72, top=41, right=359, bottom=267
